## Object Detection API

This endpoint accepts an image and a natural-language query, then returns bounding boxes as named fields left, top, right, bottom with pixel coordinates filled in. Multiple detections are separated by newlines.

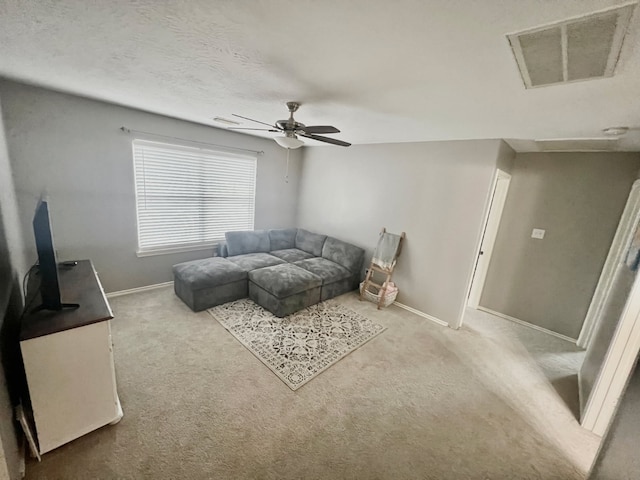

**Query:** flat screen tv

left=32, top=199, right=79, bottom=311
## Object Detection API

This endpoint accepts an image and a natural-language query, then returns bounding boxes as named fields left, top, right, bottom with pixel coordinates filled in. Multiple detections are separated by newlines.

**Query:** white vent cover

left=507, top=3, right=637, bottom=88
left=535, top=138, right=619, bottom=152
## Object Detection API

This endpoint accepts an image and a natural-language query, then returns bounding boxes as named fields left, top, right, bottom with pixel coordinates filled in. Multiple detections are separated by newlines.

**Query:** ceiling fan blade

left=231, top=114, right=279, bottom=129
left=300, top=133, right=351, bottom=147
left=299, top=125, right=340, bottom=134
left=228, top=127, right=279, bottom=132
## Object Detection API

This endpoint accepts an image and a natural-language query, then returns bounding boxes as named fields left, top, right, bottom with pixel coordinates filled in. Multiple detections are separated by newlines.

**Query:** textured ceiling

left=1, top=0, right=639, bottom=150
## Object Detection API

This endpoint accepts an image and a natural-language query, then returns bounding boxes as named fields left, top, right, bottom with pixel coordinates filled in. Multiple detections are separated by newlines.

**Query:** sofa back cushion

left=225, top=230, right=270, bottom=256
left=295, top=229, right=327, bottom=257
left=322, top=237, right=365, bottom=274
left=268, top=228, right=298, bottom=251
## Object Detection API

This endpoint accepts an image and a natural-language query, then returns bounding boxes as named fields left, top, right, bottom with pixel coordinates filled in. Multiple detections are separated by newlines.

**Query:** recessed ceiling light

left=213, top=117, right=240, bottom=126
left=602, top=126, right=629, bottom=136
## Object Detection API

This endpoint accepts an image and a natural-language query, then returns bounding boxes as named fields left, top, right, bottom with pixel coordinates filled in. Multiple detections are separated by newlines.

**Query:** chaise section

left=295, top=229, right=327, bottom=256
left=322, top=236, right=365, bottom=275
left=293, top=257, right=351, bottom=283
left=173, top=257, right=247, bottom=312
left=294, top=257, right=355, bottom=302
left=319, top=277, right=357, bottom=302
left=248, top=263, right=322, bottom=317
left=269, top=248, right=315, bottom=263
left=320, top=236, right=365, bottom=300
left=226, top=252, right=285, bottom=272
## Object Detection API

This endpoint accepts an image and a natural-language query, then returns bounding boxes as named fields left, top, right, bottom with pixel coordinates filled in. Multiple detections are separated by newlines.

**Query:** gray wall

left=589, top=357, right=640, bottom=479
left=296, top=139, right=507, bottom=327
left=0, top=95, right=28, bottom=479
left=495, top=140, right=515, bottom=174
left=480, top=153, right=640, bottom=339
left=0, top=80, right=302, bottom=292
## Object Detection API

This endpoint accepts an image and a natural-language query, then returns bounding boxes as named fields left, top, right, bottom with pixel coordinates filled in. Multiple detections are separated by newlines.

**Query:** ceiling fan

left=229, top=102, right=351, bottom=149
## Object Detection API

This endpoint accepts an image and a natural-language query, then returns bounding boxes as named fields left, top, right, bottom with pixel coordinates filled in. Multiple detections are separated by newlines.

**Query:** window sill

left=136, top=243, right=219, bottom=258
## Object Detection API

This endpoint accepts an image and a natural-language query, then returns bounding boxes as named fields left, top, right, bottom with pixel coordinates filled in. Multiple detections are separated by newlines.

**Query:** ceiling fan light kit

left=229, top=101, right=351, bottom=149
left=274, top=133, right=304, bottom=149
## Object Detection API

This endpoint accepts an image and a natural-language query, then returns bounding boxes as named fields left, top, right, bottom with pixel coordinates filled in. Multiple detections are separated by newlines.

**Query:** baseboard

left=477, top=306, right=577, bottom=344
left=107, top=284, right=449, bottom=329
left=393, top=301, right=449, bottom=327
left=106, top=281, right=174, bottom=299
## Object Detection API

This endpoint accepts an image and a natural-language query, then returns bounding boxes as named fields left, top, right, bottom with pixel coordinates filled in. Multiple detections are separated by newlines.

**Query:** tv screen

left=32, top=199, right=62, bottom=310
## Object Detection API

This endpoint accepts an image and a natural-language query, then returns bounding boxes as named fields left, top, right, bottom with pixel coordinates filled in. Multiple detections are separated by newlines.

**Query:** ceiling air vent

left=535, top=138, right=619, bottom=152
left=507, top=3, right=637, bottom=88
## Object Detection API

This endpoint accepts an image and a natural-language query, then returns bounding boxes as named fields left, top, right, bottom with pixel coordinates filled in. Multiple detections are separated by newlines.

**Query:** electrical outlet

left=531, top=228, right=545, bottom=239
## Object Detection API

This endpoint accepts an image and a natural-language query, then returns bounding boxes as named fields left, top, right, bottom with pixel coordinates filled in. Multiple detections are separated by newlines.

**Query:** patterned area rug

left=208, top=299, right=386, bottom=390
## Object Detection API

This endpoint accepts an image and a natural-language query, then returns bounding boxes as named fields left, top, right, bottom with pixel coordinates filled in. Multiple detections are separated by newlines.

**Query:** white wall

left=0, top=80, right=302, bottom=292
left=495, top=140, right=515, bottom=174
left=296, top=139, right=507, bottom=326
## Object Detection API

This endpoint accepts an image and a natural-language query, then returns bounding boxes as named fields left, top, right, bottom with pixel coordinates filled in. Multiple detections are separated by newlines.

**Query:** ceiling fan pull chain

left=285, top=148, right=290, bottom=184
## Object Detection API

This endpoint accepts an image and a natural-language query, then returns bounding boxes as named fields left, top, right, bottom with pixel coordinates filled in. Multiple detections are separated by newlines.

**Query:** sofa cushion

left=268, top=228, right=298, bottom=251
left=249, top=282, right=320, bottom=318
left=320, top=277, right=355, bottom=302
left=172, top=257, right=247, bottom=289
left=225, top=230, right=270, bottom=256
left=322, top=236, right=365, bottom=274
left=293, top=257, right=352, bottom=285
left=249, top=263, right=322, bottom=298
left=295, top=229, right=327, bottom=257
left=269, top=248, right=315, bottom=263
left=227, top=253, right=285, bottom=272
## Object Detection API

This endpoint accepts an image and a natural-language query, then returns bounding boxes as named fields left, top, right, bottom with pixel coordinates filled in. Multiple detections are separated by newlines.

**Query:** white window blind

left=132, top=139, right=256, bottom=256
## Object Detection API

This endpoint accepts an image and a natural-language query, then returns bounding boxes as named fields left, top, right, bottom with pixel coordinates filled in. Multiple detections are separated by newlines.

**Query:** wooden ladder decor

left=360, top=227, right=406, bottom=309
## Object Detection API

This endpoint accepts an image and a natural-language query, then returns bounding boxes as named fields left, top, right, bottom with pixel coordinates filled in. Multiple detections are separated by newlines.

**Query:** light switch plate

left=531, top=228, right=545, bottom=239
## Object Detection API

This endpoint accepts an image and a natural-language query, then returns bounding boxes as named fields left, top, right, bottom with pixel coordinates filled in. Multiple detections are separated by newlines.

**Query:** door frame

left=467, top=169, right=512, bottom=309
left=581, top=268, right=640, bottom=436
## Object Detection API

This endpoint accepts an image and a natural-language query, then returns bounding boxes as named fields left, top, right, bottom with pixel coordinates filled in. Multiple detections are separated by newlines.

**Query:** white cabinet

left=20, top=260, right=123, bottom=455
left=21, top=321, right=122, bottom=454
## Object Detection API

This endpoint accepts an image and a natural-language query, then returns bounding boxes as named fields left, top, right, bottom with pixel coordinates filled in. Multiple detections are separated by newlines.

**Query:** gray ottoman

left=173, top=257, right=247, bottom=311
left=249, top=263, right=322, bottom=317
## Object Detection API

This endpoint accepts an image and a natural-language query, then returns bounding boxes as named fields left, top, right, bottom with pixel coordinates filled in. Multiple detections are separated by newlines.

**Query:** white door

left=580, top=267, right=640, bottom=436
left=468, top=169, right=511, bottom=309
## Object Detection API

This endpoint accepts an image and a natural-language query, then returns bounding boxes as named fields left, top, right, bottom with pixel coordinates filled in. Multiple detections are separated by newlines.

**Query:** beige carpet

left=25, top=288, right=600, bottom=479
left=209, top=298, right=385, bottom=390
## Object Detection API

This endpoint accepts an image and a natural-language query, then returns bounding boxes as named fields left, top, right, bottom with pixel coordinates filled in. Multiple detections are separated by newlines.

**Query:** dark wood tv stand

left=20, top=259, right=123, bottom=455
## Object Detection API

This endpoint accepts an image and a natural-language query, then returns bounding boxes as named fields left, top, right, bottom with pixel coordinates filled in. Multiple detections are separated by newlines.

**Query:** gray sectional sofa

left=172, top=228, right=365, bottom=317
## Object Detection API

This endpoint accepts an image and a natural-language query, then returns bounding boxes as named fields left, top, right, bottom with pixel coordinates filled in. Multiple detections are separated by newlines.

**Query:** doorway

left=464, top=170, right=640, bottom=437
left=467, top=169, right=511, bottom=309
left=579, top=179, right=640, bottom=435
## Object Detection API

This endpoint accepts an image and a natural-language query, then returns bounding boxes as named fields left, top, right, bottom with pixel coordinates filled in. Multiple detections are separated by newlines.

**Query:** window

left=132, top=139, right=256, bottom=256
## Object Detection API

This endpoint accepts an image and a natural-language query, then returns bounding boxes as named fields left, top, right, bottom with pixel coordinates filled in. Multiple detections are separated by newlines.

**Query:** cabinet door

left=21, top=321, right=120, bottom=454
